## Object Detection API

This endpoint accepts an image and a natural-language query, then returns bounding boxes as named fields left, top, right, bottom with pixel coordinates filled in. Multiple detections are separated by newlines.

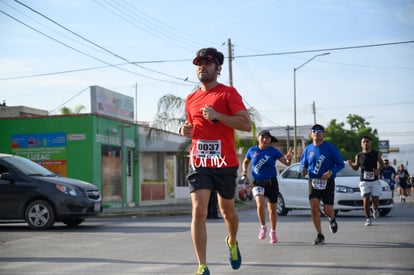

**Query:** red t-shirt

left=185, top=84, right=247, bottom=168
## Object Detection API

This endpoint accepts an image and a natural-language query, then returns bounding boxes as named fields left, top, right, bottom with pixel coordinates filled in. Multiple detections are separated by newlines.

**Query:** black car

left=0, top=153, right=102, bottom=229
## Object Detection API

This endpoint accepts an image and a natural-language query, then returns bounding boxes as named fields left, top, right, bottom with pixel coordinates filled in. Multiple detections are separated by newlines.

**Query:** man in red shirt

left=179, top=47, right=252, bottom=275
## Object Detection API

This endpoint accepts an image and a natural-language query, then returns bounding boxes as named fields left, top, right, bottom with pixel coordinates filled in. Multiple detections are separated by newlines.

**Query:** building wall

left=0, top=115, right=139, bottom=208
left=0, top=105, right=48, bottom=117
left=0, top=115, right=95, bottom=181
left=0, top=114, right=195, bottom=207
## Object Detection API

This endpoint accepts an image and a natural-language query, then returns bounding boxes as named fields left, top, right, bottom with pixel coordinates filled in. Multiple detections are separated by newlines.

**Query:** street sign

left=379, top=140, right=389, bottom=153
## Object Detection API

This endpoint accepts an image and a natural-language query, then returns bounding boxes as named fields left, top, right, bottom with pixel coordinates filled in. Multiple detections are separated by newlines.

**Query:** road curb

left=97, top=200, right=256, bottom=218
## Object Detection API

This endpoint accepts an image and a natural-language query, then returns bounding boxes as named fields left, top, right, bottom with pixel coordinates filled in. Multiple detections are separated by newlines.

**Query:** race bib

left=311, top=179, right=327, bottom=190
left=363, top=171, right=375, bottom=180
left=252, top=186, right=265, bottom=197
left=195, top=139, right=222, bottom=159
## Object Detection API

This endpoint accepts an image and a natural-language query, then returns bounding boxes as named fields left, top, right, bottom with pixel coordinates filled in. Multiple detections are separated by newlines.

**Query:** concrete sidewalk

left=98, top=199, right=257, bottom=218
left=98, top=195, right=414, bottom=218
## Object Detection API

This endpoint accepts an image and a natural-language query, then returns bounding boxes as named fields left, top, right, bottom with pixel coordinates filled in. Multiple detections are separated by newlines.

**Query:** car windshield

left=336, top=165, right=360, bottom=177
left=4, top=156, right=55, bottom=177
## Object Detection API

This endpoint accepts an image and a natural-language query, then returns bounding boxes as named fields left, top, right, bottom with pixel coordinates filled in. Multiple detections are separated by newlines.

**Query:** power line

left=0, top=64, right=124, bottom=81
left=234, top=40, right=414, bottom=59
left=0, top=8, right=165, bottom=81
left=117, top=0, right=215, bottom=47
left=0, top=62, right=197, bottom=86
left=12, top=0, right=191, bottom=82
left=49, top=87, right=89, bottom=114
left=3, top=1, right=414, bottom=129
left=94, top=0, right=205, bottom=50
left=2, top=38, right=413, bottom=82
left=318, top=101, right=414, bottom=110
left=1, top=0, right=110, bottom=56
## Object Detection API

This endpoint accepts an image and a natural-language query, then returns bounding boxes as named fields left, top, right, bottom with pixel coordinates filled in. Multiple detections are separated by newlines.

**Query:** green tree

left=309, top=114, right=379, bottom=160
left=59, top=104, right=85, bottom=114
left=345, top=114, right=379, bottom=159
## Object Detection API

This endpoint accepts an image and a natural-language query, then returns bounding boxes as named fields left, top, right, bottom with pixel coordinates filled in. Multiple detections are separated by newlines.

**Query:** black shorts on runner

left=398, top=182, right=408, bottom=189
left=308, top=178, right=335, bottom=205
left=253, top=177, right=279, bottom=203
left=186, top=166, right=238, bottom=200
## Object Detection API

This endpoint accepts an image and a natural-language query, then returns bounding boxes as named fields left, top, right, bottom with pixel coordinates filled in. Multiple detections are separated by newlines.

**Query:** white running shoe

left=373, top=208, right=379, bottom=219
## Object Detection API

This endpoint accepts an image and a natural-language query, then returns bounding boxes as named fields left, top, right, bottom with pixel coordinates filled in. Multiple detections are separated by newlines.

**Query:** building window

left=142, top=152, right=163, bottom=180
left=177, top=155, right=189, bottom=187
left=127, top=150, right=132, bottom=176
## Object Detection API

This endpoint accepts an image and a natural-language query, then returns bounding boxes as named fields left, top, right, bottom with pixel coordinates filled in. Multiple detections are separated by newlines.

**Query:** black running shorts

left=187, top=166, right=238, bottom=200
left=308, top=178, right=335, bottom=205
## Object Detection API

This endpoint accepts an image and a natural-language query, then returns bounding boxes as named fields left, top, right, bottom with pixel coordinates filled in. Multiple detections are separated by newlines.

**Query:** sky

left=1, top=0, right=414, bottom=168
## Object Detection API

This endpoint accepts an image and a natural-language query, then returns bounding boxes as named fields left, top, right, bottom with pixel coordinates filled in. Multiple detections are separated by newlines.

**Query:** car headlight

left=56, top=184, right=78, bottom=196
left=336, top=185, right=354, bottom=193
left=382, top=185, right=390, bottom=192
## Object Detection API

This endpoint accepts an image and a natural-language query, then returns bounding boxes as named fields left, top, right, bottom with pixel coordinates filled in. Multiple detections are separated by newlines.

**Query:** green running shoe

left=225, top=235, right=241, bottom=270
left=195, top=265, right=209, bottom=275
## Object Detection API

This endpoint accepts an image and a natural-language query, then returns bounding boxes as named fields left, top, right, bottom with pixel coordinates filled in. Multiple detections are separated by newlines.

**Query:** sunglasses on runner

left=311, top=129, right=324, bottom=133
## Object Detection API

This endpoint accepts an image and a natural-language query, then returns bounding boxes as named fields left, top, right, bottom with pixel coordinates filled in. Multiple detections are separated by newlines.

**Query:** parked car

left=277, top=163, right=393, bottom=217
left=0, top=153, right=102, bottom=229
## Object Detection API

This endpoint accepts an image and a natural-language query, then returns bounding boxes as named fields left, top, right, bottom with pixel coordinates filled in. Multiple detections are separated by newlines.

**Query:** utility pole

left=312, top=101, right=316, bottom=124
left=285, top=125, right=293, bottom=153
left=293, top=52, right=330, bottom=163
left=227, top=38, right=233, bottom=87
left=134, top=82, right=138, bottom=123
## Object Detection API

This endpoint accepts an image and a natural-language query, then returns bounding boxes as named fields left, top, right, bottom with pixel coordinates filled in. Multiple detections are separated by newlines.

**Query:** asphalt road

left=0, top=200, right=413, bottom=275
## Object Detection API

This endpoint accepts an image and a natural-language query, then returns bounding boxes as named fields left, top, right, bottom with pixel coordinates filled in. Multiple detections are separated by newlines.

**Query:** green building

left=0, top=88, right=189, bottom=208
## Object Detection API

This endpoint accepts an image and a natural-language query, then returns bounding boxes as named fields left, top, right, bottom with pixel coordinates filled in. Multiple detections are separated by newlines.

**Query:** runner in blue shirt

left=380, top=159, right=396, bottom=199
left=241, top=130, right=293, bottom=244
left=300, top=124, right=344, bottom=245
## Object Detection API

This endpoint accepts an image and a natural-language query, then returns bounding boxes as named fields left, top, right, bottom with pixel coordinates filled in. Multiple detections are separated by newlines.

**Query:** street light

left=293, top=52, right=330, bottom=163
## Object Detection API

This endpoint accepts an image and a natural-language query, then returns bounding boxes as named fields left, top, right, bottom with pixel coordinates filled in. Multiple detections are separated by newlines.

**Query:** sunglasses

left=311, top=129, right=324, bottom=133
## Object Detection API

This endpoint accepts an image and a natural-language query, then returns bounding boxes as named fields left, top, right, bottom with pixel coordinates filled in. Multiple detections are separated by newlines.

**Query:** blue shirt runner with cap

left=300, top=141, right=344, bottom=179
left=245, top=145, right=284, bottom=180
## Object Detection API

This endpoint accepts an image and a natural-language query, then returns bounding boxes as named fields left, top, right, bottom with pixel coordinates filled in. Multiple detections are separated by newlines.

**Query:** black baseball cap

left=258, top=130, right=278, bottom=143
left=193, top=48, right=224, bottom=65
left=311, top=124, right=325, bottom=131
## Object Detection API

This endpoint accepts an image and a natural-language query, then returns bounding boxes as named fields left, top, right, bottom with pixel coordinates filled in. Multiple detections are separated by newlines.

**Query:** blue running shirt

left=300, top=141, right=344, bottom=179
left=245, top=145, right=283, bottom=180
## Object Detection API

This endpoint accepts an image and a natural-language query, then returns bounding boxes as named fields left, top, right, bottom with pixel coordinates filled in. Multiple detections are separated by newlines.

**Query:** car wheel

left=62, top=218, right=85, bottom=227
left=379, top=208, right=391, bottom=217
left=25, top=200, right=55, bottom=230
left=277, top=193, right=289, bottom=216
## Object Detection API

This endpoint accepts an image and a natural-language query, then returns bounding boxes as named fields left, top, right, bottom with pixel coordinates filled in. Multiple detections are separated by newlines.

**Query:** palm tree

left=152, top=93, right=261, bottom=153
left=59, top=104, right=86, bottom=114
left=152, top=94, right=187, bottom=132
